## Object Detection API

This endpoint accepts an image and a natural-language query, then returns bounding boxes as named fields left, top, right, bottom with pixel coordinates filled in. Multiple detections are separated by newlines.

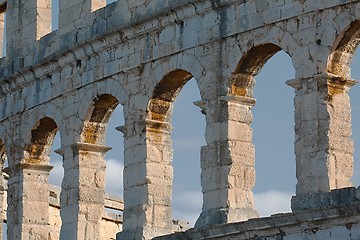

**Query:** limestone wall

left=155, top=200, right=360, bottom=240
left=1, top=178, right=123, bottom=239
left=0, top=0, right=359, bottom=239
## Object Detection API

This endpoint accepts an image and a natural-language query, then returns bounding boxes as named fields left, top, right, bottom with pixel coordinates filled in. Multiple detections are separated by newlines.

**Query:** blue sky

left=44, top=0, right=360, bottom=227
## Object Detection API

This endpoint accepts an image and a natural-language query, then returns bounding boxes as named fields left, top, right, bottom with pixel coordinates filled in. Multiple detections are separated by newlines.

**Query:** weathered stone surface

left=0, top=0, right=359, bottom=239
left=154, top=204, right=360, bottom=240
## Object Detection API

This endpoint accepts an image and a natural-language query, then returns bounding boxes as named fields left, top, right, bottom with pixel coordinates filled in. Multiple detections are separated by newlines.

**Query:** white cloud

left=253, top=189, right=293, bottom=217
left=172, top=189, right=294, bottom=227
left=49, top=157, right=63, bottom=186
left=172, top=190, right=202, bottom=227
left=105, top=158, right=124, bottom=196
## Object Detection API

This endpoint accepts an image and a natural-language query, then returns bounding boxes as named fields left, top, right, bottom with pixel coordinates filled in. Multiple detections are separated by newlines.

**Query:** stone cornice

left=219, top=95, right=256, bottom=106
left=286, top=73, right=359, bottom=90
left=155, top=202, right=360, bottom=239
left=54, top=142, right=112, bottom=156
left=0, top=0, right=356, bottom=97
left=71, top=142, right=112, bottom=153
left=2, top=163, right=53, bottom=176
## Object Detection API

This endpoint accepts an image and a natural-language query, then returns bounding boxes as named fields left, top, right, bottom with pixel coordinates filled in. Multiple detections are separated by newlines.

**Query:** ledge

left=71, top=142, right=112, bottom=153
left=292, top=187, right=360, bottom=212
left=219, top=95, right=256, bottom=106
left=154, top=203, right=360, bottom=239
left=286, top=73, right=359, bottom=89
left=2, top=163, right=53, bottom=176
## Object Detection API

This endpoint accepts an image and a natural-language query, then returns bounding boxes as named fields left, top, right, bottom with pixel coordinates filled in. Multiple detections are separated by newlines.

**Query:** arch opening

left=251, top=51, right=295, bottom=217
left=81, top=93, right=123, bottom=238
left=146, top=69, right=204, bottom=229
left=171, top=78, right=204, bottom=227
left=103, top=105, right=124, bottom=217
left=234, top=45, right=295, bottom=217
left=148, top=69, right=193, bottom=123
left=328, top=20, right=360, bottom=78
left=81, top=94, right=119, bottom=145
left=231, top=44, right=282, bottom=97
left=25, top=117, right=58, bottom=164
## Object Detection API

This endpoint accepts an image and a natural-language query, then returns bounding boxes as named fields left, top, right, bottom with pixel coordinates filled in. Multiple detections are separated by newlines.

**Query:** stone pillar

left=4, top=163, right=53, bottom=240
left=6, top=0, right=52, bottom=55
left=58, top=142, right=111, bottom=240
left=117, top=119, right=174, bottom=240
left=287, top=73, right=357, bottom=197
left=195, top=95, right=259, bottom=228
left=59, top=0, right=105, bottom=32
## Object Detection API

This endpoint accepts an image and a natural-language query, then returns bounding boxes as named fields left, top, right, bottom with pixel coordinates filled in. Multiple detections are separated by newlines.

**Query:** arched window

left=80, top=93, right=123, bottom=239
left=251, top=51, right=295, bottom=216
left=122, top=69, right=205, bottom=236
left=231, top=44, right=295, bottom=217
left=171, top=78, right=204, bottom=227
left=102, top=104, right=124, bottom=239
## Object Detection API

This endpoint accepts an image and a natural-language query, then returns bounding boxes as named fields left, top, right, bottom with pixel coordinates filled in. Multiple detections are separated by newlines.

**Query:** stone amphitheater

left=0, top=0, right=359, bottom=239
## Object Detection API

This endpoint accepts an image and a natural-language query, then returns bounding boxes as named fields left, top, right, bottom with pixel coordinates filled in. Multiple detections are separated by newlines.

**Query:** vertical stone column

left=6, top=0, right=52, bottom=55
left=195, top=95, right=258, bottom=228
left=117, top=119, right=174, bottom=240
left=287, top=73, right=357, bottom=197
left=59, top=0, right=105, bottom=32
left=4, top=163, right=53, bottom=240
left=58, top=142, right=111, bottom=240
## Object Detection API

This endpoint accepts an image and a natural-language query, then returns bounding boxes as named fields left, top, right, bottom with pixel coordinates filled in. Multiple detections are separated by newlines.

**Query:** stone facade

left=0, top=0, right=359, bottom=239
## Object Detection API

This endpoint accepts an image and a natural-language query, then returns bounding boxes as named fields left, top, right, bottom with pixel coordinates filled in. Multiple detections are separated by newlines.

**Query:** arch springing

left=230, top=44, right=282, bottom=97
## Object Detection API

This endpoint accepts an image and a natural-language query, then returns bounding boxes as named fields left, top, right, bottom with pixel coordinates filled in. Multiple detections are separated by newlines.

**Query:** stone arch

left=147, top=69, right=193, bottom=123
left=230, top=43, right=285, bottom=97
left=76, top=77, right=128, bottom=133
left=20, top=102, right=64, bottom=149
left=225, top=24, right=300, bottom=82
left=24, top=116, right=58, bottom=164
left=328, top=20, right=360, bottom=79
left=81, top=93, right=120, bottom=144
left=145, top=53, right=207, bottom=109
